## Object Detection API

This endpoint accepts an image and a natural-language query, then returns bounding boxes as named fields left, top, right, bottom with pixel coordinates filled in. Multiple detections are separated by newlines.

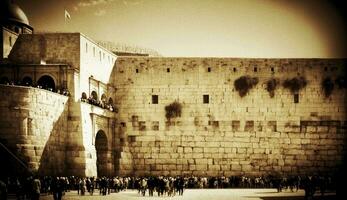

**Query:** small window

left=128, top=136, right=136, bottom=143
left=294, top=93, right=299, bottom=103
left=232, top=120, right=240, bottom=131
left=167, top=68, right=170, bottom=73
left=254, top=67, right=257, bottom=72
left=203, top=95, right=209, bottom=104
left=245, top=121, right=254, bottom=131
left=85, top=43, right=88, bottom=53
left=9, top=37, right=12, bottom=47
left=139, top=121, right=146, bottom=131
left=207, top=67, right=211, bottom=72
left=120, top=122, right=126, bottom=127
left=152, top=95, right=158, bottom=104
left=271, top=67, right=274, bottom=72
left=136, top=69, right=139, bottom=73
left=233, top=67, right=237, bottom=72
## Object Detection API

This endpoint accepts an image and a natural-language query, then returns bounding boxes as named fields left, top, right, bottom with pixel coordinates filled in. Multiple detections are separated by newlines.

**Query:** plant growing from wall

left=335, top=76, right=347, bottom=89
left=165, top=101, right=182, bottom=121
left=234, top=76, right=259, bottom=97
left=322, top=77, right=334, bottom=97
left=265, top=78, right=279, bottom=98
left=282, top=76, right=307, bottom=94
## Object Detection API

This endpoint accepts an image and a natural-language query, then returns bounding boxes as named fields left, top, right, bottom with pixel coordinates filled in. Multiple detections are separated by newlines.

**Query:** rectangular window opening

left=271, top=67, right=274, bottom=72
left=203, top=94, right=209, bottom=104
left=294, top=93, right=299, bottom=103
left=120, top=122, right=126, bottom=127
left=152, top=95, right=158, bottom=104
left=233, top=67, right=237, bottom=72
left=207, top=67, right=211, bottom=72
left=167, top=68, right=170, bottom=73
left=136, top=69, right=139, bottom=73
left=232, top=120, right=240, bottom=132
left=254, top=67, right=257, bottom=72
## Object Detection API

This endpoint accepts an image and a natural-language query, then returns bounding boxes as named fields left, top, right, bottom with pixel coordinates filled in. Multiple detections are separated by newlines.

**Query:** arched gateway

left=95, top=130, right=109, bottom=177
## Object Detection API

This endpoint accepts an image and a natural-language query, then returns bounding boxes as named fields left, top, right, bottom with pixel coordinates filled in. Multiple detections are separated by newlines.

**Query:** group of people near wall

left=0, top=174, right=337, bottom=199
left=0, top=81, right=69, bottom=96
left=81, top=96, right=116, bottom=112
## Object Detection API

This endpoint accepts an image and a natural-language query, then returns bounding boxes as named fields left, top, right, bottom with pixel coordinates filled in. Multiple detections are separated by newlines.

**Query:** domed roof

left=0, top=0, right=30, bottom=26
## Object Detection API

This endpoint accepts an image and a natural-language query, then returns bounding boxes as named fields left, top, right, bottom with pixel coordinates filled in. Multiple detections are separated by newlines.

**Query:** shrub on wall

left=234, top=76, right=259, bottom=97
left=335, top=76, right=347, bottom=89
left=283, top=76, right=307, bottom=93
left=165, top=101, right=182, bottom=121
left=265, top=78, right=279, bottom=98
left=322, top=77, right=334, bottom=97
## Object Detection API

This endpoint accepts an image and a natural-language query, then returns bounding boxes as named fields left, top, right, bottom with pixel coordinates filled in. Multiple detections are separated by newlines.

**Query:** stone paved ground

left=9, top=189, right=337, bottom=200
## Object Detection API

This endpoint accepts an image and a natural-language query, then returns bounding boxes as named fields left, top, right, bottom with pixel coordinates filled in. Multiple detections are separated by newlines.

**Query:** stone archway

left=37, top=75, right=55, bottom=91
left=95, top=130, right=108, bottom=177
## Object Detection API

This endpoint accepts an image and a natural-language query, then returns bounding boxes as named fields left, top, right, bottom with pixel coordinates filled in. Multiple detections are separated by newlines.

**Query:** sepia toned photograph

left=0, top=0, right=346, bottom=199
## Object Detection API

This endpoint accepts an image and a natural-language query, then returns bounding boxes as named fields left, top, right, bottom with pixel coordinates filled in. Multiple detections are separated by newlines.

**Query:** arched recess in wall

left=95, top=130, right=108, bottom=177
left=108, top=97, right=113, bottom=106
left=0, top=77, right=10, bottom=84
left=37, top=75, right=55, bottom=91
left=91, top=91, right=98, bottom=101
left=81, top=92, right=87, bottom=100
left=101, top=94, right=107, bottom=104
left=22, top=76, right=33, bottom=86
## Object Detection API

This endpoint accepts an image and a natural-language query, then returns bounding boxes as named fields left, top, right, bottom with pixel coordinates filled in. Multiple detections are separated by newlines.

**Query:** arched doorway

left=37, top=75, right=55, bottom=91
left=95, top=130, right=108, bottom=177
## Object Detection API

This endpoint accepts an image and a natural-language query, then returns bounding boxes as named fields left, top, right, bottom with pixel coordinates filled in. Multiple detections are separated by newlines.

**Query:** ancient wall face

left=0, top=85, right=68, bottom=175
left=113, top=57, right=347, bottom=176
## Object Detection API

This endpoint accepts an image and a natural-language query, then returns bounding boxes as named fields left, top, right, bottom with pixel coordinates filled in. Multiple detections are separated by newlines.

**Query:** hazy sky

left=16, top=0, right=347, bottom=58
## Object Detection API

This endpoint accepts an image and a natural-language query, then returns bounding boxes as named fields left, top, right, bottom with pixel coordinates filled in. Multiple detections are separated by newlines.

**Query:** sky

left=15, top=0, right=347, bottom=58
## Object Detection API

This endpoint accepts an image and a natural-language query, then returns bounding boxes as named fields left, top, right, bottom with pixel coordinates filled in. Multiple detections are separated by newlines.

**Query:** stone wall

left=0, top=85, right=68, bottom=175
left=113, top=57, right=347, bottom=176
left=8, top=33, right=80, bottom=68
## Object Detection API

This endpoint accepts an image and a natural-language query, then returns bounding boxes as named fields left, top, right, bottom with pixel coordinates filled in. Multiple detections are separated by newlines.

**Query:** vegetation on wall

left=335, top=76, right=347, bottom=89
left=322, top=77, right=334, bottom=97
left=165, top=101, right=182, bottom=121
left=234, top=76, right=259, bottom=97
left=283, top=76, right=307, bottom=93
left=265, top=78, right=279, bottom=98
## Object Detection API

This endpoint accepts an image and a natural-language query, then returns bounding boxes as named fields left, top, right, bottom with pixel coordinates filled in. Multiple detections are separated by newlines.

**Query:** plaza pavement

left=10, top=189, right=336, bottom=200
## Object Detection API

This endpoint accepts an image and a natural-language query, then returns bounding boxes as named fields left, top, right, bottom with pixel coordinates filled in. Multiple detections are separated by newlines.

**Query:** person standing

left=0, top=178, right=7, bottom=200
left=31, top=176, right=41, bottom=200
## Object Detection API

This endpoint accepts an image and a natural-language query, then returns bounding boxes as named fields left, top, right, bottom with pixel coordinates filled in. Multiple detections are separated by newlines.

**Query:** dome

left=0, top=0, right=30, bottom=26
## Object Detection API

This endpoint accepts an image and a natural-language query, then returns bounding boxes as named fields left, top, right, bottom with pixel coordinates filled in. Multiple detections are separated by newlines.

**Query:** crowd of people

left=0, top=81, right=69, bottom=96
left=81, top=96, right=116, bottom=112
left=0, top=174, right=337, bottom=199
